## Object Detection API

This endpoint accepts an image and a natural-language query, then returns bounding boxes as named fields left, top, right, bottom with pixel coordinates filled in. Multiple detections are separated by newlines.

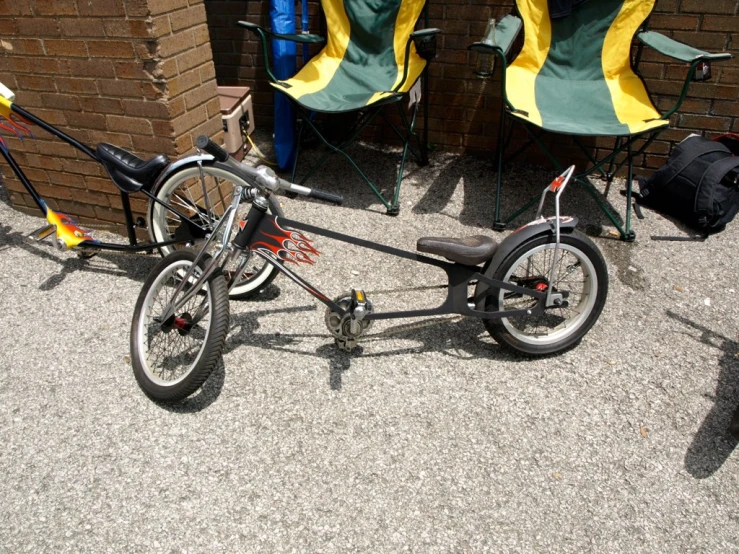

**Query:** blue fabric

left=270, top=0, right=297, bottom=170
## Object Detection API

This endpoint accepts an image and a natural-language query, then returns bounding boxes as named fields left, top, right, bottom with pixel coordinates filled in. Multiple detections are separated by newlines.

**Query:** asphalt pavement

left=0, top=136, right=737, bottom=553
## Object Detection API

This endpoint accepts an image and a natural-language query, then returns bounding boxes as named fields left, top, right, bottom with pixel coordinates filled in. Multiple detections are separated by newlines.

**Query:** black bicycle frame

left=0, top=104, right=213, bottom=253
left=237, top=206, right=548, bottom=322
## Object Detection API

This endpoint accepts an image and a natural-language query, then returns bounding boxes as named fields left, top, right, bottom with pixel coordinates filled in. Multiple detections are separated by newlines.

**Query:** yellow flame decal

left=46, top=207, right=94, bottom=248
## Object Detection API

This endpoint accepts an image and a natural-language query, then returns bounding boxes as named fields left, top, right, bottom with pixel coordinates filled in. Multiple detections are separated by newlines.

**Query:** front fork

left=158, top=185, right=247, bottom=324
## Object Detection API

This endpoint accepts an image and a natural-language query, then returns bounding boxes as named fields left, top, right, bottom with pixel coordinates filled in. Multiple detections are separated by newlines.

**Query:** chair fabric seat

left=507, top=75, right=669, bottom=136
left=272, top=45, right=426, bottom=113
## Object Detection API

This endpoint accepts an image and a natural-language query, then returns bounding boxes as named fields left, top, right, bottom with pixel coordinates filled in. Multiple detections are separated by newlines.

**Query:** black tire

left=130, top=250, right=230, bottom=401
left=478, top=230, right=608, bottom=356
left=149, top=163, right=283, bottom=299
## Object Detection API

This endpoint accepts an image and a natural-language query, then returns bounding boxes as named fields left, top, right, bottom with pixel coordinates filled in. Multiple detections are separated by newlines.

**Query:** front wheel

left=478, top=230, right=608, bottom=356
left=149, top=163, right=282, bottom=299
left=130, top=250, right=230, bottom=402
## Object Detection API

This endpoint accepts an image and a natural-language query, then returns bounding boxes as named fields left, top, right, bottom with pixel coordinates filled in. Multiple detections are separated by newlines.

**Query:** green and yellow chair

left=240, top=0, right=440, bottom=214
left=470, top=0, right=732, bottom=240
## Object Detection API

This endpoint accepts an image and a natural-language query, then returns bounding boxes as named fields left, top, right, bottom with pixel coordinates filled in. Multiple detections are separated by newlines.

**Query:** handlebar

left=196, top=135, right=343, bottom=206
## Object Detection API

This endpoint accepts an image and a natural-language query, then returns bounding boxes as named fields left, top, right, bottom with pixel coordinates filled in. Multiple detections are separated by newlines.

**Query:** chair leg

left=623, top=141, right=636, bottom=241
left=293, top=107, right=403, bottom=214
left=493, top=106, right=508, bottom=231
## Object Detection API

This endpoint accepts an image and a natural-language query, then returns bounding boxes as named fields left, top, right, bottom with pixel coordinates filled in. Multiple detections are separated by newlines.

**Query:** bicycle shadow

left=666, top=311, right=739, bottom=479
left=154, top=358, right=227, bottom=414
left=0, top=223, right=159, bottom=289
left=224, top=305, right=522, bottom=392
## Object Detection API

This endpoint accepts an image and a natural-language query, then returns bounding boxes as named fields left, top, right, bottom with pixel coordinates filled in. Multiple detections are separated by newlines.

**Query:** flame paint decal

left=45, top=205, right=95, bottom=248
left=251, top=218, right=320, bottom=266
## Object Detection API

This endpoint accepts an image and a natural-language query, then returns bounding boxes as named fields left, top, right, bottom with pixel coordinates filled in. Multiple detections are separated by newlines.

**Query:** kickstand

left=28, top=224, right=56, bottom=242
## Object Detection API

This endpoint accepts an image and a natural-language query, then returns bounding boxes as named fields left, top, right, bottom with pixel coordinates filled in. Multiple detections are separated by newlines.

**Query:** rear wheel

left=479, top=231, right=608, bottom=355
left=130, top=250, right=230, bottom=401
left=149, top=163, right=282, bottom=299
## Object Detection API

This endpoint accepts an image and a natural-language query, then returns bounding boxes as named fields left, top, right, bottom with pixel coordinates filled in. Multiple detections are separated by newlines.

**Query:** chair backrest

left=322, top=0, right=424, bottom=67
left=509, top=0, right=660, bottom=134
left=514, top=0, right=655, bottom=80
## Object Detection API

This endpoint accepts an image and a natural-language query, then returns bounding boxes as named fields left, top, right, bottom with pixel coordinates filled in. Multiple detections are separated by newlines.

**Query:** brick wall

left=0, top=0, right=222, bottom=228
left=206, top=0, right=738, bottom=176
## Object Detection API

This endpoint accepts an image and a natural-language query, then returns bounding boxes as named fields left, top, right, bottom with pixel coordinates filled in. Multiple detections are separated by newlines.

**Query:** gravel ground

left=0, top=136, right=737, bottom=553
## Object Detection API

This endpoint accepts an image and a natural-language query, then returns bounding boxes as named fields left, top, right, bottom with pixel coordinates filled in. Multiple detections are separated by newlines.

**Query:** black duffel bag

left=636, top=134, right=739, bottom=234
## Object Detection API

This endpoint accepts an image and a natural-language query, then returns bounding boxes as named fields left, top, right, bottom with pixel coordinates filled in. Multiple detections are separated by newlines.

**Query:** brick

left=131, top=134, right=177, bottom=156
left=702, top=15, right=739, bottom=33
left=122, top=99, right=170, bottom=119
left=167, top=70, right=200, bottom=97
left=59, top=18, right=107, bottom=37
left=54, top=77, right=98, bottom=95
left=169, top=4, right=206, bottom=33
left=23, top=76, right=57, bottom=92
left=8, top=39, right=44, bottom=56
left=0, top=2, right=32, bottom=15
left=77, top=0, right=125, bottom=17
left=678, top=114, right=731, bottom=131
left=124, top=0, right=150, bottom=18
left=158, top=31, right=196, bottom=58
left=68, top=59, right=116, bottom=78
left=171, top=108, right=207, bottom=136
left=65, top=111, right=108, bottom=131
left=104, top=19, right=152, bottom=39
left=151, top=14, right=172, bottom=37
left=106, top=114, right=153, bottom=134
left=44, top=39, right=88, bottom=57
left=17, top=19, right=61, bottom=37
left=27, top=57, right=70, bottom=75
left=114, top=61, right=146, bottom=80
left=32, top=0, right=78, bottom=16
left=183, top=81, right=216, bottom=110
left=40, top=92, right=80, bottom=111
left=98, top=78, right=143, bottom=97
left=80, top=96, right=124, bottom=115
left=88, top=40, right=136, bottom=59
left=175, top=43, right=212, bottom=74
left=0, top=19, right=18, bottom=34
left=713, top=100, right=739, bottom=117
left=680, top=0, right=737, bottom=14
left=148, top=0, right=188, bottom=16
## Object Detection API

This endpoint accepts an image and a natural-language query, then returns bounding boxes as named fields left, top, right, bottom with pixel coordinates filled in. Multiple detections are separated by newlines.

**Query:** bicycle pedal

left=28, top=224, right=56, bottom=242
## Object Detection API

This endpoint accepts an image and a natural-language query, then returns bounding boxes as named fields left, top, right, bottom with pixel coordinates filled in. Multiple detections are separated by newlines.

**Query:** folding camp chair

left=240, top=0, right=439, bottom=215
left=470, top=0, right=732, bottom=240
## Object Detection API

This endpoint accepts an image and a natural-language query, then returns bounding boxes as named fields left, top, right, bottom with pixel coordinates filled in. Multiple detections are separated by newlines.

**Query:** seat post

left=120, top=191, right=139, bottom=246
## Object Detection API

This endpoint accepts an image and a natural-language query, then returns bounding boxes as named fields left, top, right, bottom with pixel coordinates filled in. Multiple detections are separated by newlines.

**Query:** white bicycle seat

left=0, top=81, right=16, bottom=102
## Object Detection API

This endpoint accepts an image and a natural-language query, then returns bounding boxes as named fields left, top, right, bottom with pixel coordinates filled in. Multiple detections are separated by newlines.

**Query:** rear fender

left=146, top=156, right=245, bottom=243
left=474, top=217, right=578, bottom=308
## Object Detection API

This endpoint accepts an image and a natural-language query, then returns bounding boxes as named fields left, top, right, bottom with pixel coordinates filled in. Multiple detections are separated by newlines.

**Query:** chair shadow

left=413, top=156, right=631, bottom=235
left=665, top=310, right=739, bottom=479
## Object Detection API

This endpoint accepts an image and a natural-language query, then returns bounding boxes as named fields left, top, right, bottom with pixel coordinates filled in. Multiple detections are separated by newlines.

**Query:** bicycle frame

left=160, top=186, right=556, bottom=327
left=0, top=95, right=225, bottom=254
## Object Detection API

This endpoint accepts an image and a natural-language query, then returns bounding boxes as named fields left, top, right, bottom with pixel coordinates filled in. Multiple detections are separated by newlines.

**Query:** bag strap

left=657, top=137, right=730, bottom=186
left=694, top=156, right=739, bottom=223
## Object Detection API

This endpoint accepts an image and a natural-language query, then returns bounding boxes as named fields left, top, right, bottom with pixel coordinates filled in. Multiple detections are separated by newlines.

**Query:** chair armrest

left=637, top=31, right=732, bottom=63
left=237, top=21, right=325, bottom=44
left=393, top=28, right=442, bottom=91
left=410, top=28, right=441, bottom=62
left=237, top=21, right=325, bottom=84
left=469, top=14, right=522, bottom=57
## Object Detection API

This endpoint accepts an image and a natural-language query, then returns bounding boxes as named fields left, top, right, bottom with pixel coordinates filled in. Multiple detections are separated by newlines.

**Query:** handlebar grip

left=308, top=188, right=343, bottom=205
left=196, top=135, right=229, bottom=162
